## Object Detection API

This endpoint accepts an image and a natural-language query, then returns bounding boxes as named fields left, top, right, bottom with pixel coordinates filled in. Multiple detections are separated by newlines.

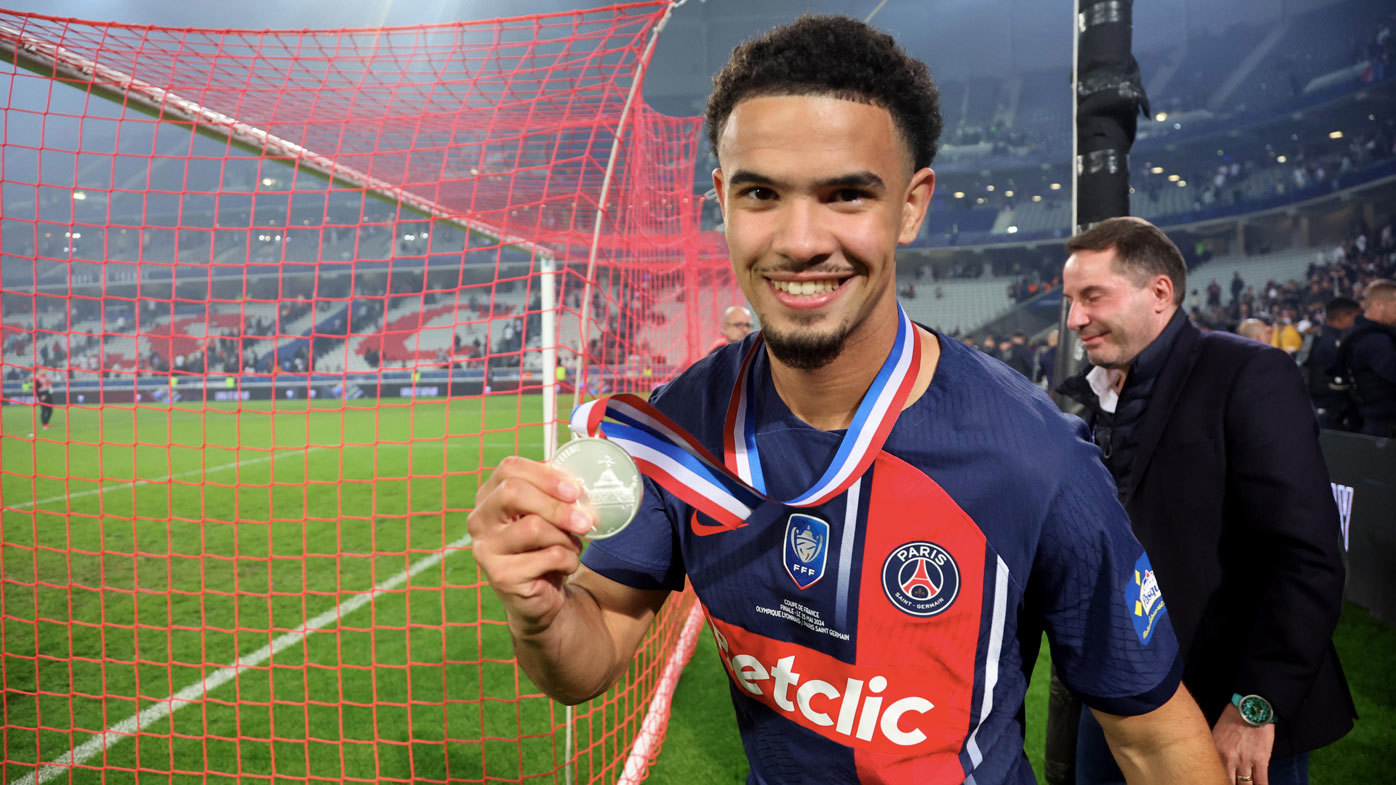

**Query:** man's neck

left=767, top=318, right=939, bottom=432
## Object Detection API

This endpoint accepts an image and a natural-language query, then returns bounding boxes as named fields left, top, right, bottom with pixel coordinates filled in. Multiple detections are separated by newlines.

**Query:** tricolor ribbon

left=570, top=306, right=921, bottom=530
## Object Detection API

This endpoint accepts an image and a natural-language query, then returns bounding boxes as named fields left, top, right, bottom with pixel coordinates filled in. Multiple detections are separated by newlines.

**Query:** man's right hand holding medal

left=466, top=456, right=669, bottom=704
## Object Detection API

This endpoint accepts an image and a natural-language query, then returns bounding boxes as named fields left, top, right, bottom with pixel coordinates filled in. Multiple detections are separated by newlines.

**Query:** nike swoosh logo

left=689, top=510, right=745, bottom=537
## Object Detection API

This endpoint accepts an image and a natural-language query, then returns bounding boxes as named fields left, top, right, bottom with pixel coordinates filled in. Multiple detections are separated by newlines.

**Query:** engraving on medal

left=549, top=437, right=642, bottom=540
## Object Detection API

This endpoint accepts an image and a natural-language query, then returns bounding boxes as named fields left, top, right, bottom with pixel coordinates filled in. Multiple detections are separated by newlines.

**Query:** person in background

left=1305, top=297, right=1361, bottom=430
left=1036, top=328, right=1059, bottom=389
left=1004, top=330, right=1035, bottom=378
left=30, top=367, right=55, bottom=437
left=1236, top=318, right=1274, bottom=344
left=978, top=333, right=999, bottom=359
left=1270, top=307, right=1303, bottom=354
left=1333, top=279, right=1396, bottom=436
left=710, top=304, right=754, bottom=353
left=1059, top=216, right=1354, bottom=785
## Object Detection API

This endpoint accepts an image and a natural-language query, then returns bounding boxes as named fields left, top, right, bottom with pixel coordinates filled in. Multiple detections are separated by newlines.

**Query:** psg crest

left=882, top=541, right=960, bottom=618
left=783, top=514, right=829, bottom=590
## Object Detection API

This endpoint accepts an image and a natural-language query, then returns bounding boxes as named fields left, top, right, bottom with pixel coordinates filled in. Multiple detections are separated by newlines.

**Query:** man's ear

left=712, top=168, right=727, bottom=223
left=898, top=167, right=935, bottom=245
left=1152, top=274, right=1176, bottom=312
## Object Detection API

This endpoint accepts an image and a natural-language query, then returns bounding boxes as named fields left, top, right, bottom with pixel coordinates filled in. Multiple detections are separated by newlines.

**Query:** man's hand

left=1212, top=703, right=1275, bottom=785
left=466, top=455, right=597, bottom=637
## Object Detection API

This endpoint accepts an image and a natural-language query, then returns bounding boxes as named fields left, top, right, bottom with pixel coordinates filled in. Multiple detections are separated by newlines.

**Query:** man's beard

left=762, top=322, right=851, bottom=371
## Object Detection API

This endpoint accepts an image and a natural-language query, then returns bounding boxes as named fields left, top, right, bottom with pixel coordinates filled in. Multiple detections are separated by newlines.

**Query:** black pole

left=1051, top=0, right=1151, bottom=410
left=1045, top=3, right=1150, bottom=783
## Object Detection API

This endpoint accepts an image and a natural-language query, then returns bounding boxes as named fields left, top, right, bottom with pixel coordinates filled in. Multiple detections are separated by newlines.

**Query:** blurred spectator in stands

left=709, top=305, right=753, bottom=353
left=1207, top=279, right=1222, bottom=307
left=1305, top=297, right=1362, bottom=430
left=978, top=334, right=999, bottom=359
left=1230, top=271, right=1244, bottom=304
left=1237, top=318, right=1273, bottom=344
left=1036, top=328, right=1059, bottom=389
left=1004, top=330, right=1035, bottom=378
left=1333, top=279, right=1396, bottom=436
left=1270, top=307, right=1304, bottom=354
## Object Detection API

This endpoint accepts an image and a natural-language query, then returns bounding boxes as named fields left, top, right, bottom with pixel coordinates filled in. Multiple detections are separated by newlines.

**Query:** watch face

left=1239, top=695, right=1274, bottom=726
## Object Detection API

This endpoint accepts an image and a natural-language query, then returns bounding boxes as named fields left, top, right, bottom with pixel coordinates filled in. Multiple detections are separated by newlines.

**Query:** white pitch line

left=7, top=440, right=537, bottom=512
left=9, top=530, right=474, bottom=785
left=8, top=447, right=327, bottom=512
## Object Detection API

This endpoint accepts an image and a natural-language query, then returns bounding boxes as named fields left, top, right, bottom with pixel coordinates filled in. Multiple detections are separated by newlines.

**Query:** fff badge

left=783, top=513, right=829, bottom=590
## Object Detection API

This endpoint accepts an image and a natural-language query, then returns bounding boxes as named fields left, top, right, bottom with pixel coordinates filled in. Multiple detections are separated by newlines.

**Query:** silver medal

left=549, top=437, right=643, bottom=540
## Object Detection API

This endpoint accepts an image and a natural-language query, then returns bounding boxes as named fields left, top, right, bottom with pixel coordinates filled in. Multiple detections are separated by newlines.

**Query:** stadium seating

left=901, top=278, right=1016, bottom=335
left=1185, top=248, right=1321, bottom=300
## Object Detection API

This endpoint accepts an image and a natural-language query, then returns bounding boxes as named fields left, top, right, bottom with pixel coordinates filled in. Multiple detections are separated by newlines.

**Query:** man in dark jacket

left=1334, top=279, right=1396, bottom=436
left=1304, top=297, right=1360, bottom=430
left=1004, top=330, right=1035, bottom=378
left=1059, top=217, right=1354, bottom=785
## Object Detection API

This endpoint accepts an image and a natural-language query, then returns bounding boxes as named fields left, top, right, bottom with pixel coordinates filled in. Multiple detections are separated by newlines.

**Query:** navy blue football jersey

left=582, top=332, right=1181, bottom=784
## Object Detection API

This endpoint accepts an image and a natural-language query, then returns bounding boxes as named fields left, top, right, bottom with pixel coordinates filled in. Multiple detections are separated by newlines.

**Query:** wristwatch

left=1231, top=693, right=1276, bottom=726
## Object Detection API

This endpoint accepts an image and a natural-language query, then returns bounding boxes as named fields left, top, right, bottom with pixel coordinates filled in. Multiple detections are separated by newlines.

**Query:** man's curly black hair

left=705, top=15, right=943, bottom=172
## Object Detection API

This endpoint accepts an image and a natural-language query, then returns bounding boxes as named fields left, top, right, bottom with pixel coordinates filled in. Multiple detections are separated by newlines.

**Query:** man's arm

left=1223, top=348, right=1346, bottom=714
left=1092, top=685, right=1228, bottom=785
left=466, top=457, right=670, bottom=704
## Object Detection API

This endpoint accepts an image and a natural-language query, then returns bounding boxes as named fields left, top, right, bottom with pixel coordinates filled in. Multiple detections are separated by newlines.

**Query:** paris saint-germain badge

left=882, top=541, right=960, bottom=617
left=783, top=513, right=829, bottom=590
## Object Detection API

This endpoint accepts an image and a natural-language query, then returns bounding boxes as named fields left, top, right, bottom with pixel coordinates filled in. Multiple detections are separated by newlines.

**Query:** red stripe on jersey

left=853, top=451, right=988, bottom=785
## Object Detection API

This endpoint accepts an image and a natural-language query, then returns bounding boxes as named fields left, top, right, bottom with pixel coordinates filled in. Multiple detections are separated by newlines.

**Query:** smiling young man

left=468, top=17, right=1225, bottom=785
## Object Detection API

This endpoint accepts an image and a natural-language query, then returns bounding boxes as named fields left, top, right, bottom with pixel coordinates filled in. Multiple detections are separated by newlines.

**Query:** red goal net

left=0, top=3, right=737, bottom=783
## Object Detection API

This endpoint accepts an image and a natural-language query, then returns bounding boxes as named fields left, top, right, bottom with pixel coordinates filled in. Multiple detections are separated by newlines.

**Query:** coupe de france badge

left=1126, top=554, right=1167, bottom=645
left=882, top=541, right=960, bottom=618
left=783, top=513, right=829, bottom=589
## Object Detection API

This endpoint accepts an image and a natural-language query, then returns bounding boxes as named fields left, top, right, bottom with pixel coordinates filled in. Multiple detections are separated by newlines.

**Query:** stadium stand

left=901, top=278, right=1016, bottom=335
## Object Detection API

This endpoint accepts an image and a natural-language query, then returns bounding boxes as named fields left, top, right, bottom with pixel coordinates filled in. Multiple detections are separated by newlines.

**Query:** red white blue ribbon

left=570, top=305, right=921, bottom=530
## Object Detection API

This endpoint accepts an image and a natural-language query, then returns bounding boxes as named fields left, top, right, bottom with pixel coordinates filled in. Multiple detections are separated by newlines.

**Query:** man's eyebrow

left=814, top=172, right=885, bottom=191
left=725, top=170, right=886, bottom=191
left=727, top=170, right=779, bottom=189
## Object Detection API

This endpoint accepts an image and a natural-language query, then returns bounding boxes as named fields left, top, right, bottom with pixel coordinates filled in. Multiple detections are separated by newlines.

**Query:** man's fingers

left=484, top=514, right=585, bottom=558
left=1247, top=753, right=1269, bottom=785
left=471, top=471, right=595, bottom=538
left=483, top=456, right=585, bottom=504
left=496, top=544, right=585, bottom=592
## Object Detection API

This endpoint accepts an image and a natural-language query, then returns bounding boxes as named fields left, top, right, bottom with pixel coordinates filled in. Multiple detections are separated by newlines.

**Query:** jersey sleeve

left=1032, top=431, right=1182, bottom=716
left=579, top=472, right=686, bottom=592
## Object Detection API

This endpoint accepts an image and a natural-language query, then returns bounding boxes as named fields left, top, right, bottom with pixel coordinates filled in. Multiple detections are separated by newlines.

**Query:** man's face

left=1063, top=248, right=1175, bottom=370
left=721, top=311, right=752, bottom=343
left=713, top=95, right=933, bottom=370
